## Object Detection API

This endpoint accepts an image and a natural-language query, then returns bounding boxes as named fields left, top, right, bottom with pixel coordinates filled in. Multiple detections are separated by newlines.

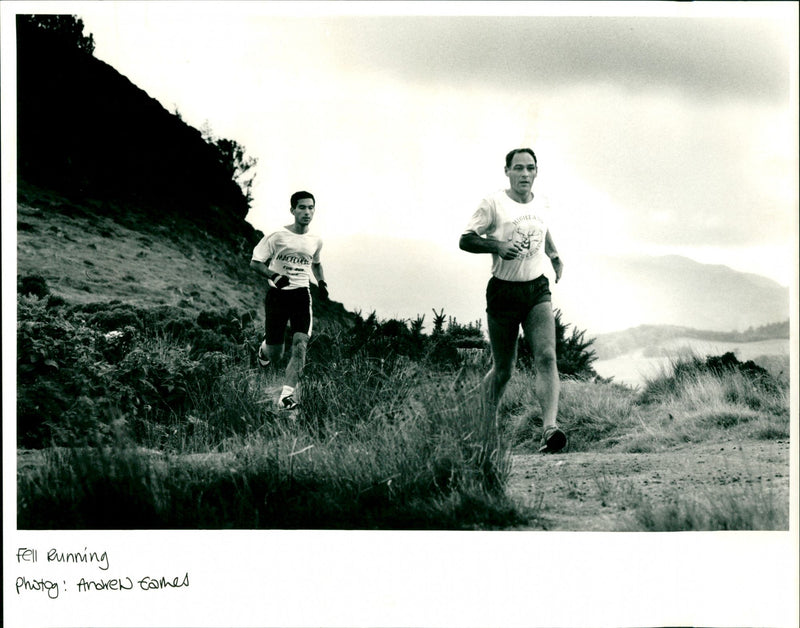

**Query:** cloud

left=318, top=16, right=792, bottom=104
left=540, top=84, right=795, bottom=248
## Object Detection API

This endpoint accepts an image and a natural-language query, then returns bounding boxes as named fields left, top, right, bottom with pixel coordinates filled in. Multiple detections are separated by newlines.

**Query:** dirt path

left=507, top=438, right=791, bottom=530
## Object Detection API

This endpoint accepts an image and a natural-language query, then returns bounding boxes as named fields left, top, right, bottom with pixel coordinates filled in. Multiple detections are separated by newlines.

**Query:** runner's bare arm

left=545, top=230, right=559, bottom=259
left=250, top=258, right=278, bottom=281
left=312, top=262, right=329, bottom=299
left=459, top=231, right=521, bottom=260
left=311, top=261, right=326, bottom=285
left=545, top=230, right=563, bottom=283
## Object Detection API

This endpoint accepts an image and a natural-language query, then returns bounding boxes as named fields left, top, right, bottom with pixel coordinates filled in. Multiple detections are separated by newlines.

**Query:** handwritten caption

left=15, top=547, right=189, bottom=600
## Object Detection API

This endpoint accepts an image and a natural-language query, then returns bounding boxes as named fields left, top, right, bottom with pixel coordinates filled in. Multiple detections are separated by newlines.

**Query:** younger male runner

left=250, top=191, right=328, bottom=410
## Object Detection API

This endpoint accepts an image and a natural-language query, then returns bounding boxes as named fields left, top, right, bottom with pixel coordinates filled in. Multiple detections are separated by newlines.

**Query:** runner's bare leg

left=482, top=315, right=519, bottom=439
left=284, top=332, right=309, bottom=389
left=522, top=301, right=559, bottom=429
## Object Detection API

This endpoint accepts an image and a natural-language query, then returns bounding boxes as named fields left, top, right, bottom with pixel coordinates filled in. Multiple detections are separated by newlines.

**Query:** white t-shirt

left=251, top=228, right=323, bottom=289
left=463, top=189, right=549, bottom=282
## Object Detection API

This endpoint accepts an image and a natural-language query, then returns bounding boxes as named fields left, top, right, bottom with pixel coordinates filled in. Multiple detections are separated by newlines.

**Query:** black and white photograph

left=3, top=1, right=797, bottom=627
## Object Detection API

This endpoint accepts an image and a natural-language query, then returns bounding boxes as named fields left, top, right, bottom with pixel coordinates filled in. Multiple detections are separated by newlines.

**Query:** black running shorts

left=486, top=274, right=551, bottom=327
left=263, top=286, right=313, bottom=345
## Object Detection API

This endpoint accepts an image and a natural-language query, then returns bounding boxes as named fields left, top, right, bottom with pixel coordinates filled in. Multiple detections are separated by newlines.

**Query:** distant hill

left=593, top=320, right=791, bottom=361
left=552, top=253, right=791, bottom=334
left=591, top=319, right=791, bottom=387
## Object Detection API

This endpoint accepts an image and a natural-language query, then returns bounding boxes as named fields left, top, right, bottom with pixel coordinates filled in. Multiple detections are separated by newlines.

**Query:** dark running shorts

left=264, top=286, right=313, bottom=344
left=486, top=274, right=551, bottom=327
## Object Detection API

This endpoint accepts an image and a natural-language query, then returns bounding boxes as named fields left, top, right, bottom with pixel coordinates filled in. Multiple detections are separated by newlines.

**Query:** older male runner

left=459, top=148, right=566, bottom=453
left=250, top=191, right=328, bottom=410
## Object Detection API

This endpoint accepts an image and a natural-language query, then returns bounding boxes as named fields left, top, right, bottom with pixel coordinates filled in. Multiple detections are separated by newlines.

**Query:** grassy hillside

left=17, top=183, right=257, bottom=314
left=17, top=182, right=357, bottom=336
left=14, top=14, right=356, bottom=333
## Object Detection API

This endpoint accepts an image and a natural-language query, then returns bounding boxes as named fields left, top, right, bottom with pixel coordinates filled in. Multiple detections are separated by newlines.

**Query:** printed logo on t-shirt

left=507, top=214, right=545, bottom=258
left=276, top=252, right=312, bottom=280
left=276, top=253, right=311, bottom=267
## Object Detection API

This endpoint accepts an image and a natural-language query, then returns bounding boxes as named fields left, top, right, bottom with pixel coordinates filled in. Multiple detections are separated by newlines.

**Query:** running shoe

left=538, top=425, right=567, bottom=453
left=279, top=395, right=299, bottom=411
left=257, top=343, right=270, bottom=368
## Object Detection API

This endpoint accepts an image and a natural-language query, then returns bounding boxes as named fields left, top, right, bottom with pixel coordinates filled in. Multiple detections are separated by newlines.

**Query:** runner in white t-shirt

left=459, top=148, right=567, bottom=453
left=250, top=191, right=328, bottom=410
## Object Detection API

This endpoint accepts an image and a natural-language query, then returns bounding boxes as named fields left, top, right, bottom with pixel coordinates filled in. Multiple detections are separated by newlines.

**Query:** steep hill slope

left=16, top=16, right=250, bottom=244
left=14, top=16, right=356, bottom=333
left=16, top=182, right=356, bottom=334
left=17, top=183, right=259, bottom=314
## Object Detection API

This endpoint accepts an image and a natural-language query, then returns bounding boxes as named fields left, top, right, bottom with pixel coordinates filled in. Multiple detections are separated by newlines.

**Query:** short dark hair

left=290, top=191, right=315, bottom=208
left=505, top=148, right=537, bottom=168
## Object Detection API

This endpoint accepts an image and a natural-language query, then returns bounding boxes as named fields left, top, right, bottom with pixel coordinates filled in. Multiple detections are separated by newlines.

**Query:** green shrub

left=517, top=309, right=597, bottom=379
left=640, top=352, right=785, bottom=405
left=96, top=326, right=137, bottom=363
left=86, top=304, right=142, bottom=332
left=16, top=295, right=251, bottom=448
left=17, top=295, right=105, bottom=446
left=308, top=311, right=464, bottom=370
left=19, top=273, right=50, bottom=298
left=196, top=307, right=246, bottom=337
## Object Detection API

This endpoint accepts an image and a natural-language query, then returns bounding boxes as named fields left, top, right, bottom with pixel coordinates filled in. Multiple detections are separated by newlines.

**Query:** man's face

left=505, top=152, right=537, bottom=197
left=291, top=198, right=315, bottom=225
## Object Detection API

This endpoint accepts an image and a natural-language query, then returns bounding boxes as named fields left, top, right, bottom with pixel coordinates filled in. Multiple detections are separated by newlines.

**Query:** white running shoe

left=277, top=385, right=298, bottom=411
left=257, top=341, right=270, bottom=368
left=279, top=395, right=299, bottom=411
